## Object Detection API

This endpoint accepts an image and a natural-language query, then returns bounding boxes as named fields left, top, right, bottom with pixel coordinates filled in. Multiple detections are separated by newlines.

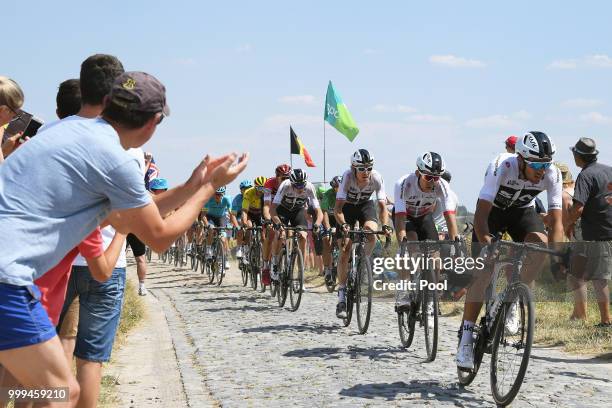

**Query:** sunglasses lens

left=527, top=161, right=551, bottom=170
left=358, top=167, right=372, bottom=172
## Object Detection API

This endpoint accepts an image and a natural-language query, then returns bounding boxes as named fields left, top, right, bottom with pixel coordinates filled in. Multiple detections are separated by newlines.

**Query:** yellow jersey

left=241, top=187, right=263, bottom=213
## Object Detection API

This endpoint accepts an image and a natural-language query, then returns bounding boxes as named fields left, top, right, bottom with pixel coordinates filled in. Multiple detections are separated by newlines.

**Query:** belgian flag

left=290, top=126, right=315, bottom=167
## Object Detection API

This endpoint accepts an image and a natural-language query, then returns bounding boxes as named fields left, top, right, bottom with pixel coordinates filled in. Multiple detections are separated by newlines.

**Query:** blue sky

left=4, top=1, right=611, bottom=210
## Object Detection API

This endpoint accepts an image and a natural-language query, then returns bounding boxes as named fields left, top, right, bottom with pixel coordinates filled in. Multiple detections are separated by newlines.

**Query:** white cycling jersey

left=394, top=173, right=458, bottom=218
left=273, top=180, right=320, bottom=211
left=336, top=168, right=386, bottom=205
left=479, top=154, right=562, bottom=210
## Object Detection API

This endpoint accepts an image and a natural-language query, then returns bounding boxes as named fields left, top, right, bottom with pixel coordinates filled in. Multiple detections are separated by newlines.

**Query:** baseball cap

left=108, top=72, right=170, bottom=116
left=505, top=135, right=517, bottom=148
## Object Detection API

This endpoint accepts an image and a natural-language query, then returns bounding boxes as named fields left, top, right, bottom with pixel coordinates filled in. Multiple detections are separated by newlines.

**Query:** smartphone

left=22, top=116, right=44, bottom=138
left=3, top=111, right=32, bottom=141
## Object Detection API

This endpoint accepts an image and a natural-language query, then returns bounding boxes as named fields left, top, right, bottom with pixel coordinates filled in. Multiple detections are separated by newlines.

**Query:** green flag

left=324, top=81, right=359, bottom=141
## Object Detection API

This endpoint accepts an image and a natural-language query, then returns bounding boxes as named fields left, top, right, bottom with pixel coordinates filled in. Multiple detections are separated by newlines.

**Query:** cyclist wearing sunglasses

left=202, top=186, right=238, bottom=270
left=241, top=176, right=268, bottom=261
left=393, top=152, right=459, bottom=309
left=262, top=164, right=292, bottom=281
left=456, top=131, right=564, bottom=370
left=334, top=149, right=391, bottom=318
left=269, top=169, right=322, bottom=283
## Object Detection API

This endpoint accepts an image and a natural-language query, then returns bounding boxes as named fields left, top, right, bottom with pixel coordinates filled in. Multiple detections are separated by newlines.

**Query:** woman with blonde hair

left=0, top=76, right=25, bottom=163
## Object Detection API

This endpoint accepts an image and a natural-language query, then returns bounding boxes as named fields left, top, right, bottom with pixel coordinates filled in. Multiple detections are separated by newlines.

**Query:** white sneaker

left=426, top=301, right=435, bottom=329
left=138, top=283, right=147, bottom=296
left=224, top=260, right=230, bottom=270
left=236, top=247, right=243, bottom=258
left=456, top=343, right=475, bottom=370
left=505, top=301, right=520, bottom=335
left=396, top=291, right=411, bottom=309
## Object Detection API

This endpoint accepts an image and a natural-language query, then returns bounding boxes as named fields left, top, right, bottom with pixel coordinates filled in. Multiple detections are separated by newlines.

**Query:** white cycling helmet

left=516, top=131, right=556, bottom=160
left=416, top=152, right=446, bottom=176
left=351, top=149, right=374, bottom=167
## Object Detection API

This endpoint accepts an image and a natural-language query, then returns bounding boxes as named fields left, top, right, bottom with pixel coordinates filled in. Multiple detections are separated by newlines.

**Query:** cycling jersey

left=242, top=187, right=264, bottom=213
left=263, top=177, right=283, bottom=203
left=320, top=188, right=337, bottom=214
left=336, top=169, right=386, bottom=205
left=479, top=155, right=562, bottom=211
left=231, top=193, right=243, bottom=214
left=204, top=196, right=231, bottom=218
left=272, top=180, right=320, bottom=211
left=394, top=173, right=457, bottom=218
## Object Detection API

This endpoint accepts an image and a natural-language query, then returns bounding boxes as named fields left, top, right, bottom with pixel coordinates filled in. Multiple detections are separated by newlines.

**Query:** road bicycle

left=457, top=236, right=570, bottom=406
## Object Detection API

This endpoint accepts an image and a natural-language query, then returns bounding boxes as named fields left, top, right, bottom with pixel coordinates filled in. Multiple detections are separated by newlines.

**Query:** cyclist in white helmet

left=393, top=152, right=459, bottom=313
left=334, top=149, right=392, bottom=318
left=456, top=131, right=564, bottom=370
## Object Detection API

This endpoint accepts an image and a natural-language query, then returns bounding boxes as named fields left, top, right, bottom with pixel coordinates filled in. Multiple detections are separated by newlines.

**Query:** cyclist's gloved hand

left=312, top=223, right=321, bottom=233
left=273, top=222, right=282, bottom=231
left=382, top=224, right=393, bottom=235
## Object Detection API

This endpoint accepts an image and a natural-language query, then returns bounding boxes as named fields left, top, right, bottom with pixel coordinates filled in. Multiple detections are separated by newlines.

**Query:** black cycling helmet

left=330, top=175, right=342, bottom=188
left=289, top=168, right=308, bottom=185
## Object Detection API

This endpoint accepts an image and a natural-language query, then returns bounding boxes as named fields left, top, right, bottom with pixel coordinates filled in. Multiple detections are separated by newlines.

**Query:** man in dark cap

left=566, top=137, right=611, bottom=327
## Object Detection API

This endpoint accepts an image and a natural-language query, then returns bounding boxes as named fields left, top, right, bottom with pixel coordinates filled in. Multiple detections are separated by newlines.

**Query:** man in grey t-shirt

left=0, top=72, right=248, bottom=402
left=566, top=137, right=611, bottom=327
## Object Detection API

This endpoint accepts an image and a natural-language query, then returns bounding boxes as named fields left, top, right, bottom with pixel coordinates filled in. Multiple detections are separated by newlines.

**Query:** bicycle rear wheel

left=490, top=283, right=534, bottom=406
left=397, top=305, right=416, bottom=348
left=343, top=287, right=353, bottom=327
left=288, top=249, right=304, bottom=312
left=241, top=261, right=249, bottom=286
left=355, top=255, right=373, bottom=334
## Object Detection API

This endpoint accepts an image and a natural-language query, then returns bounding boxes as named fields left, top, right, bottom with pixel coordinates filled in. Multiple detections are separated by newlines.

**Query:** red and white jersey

left=263, top=177, right=282, bottom=203
left=394, top=173, right=457, bottom=218
left=273, top=180, right=320, bottom=211
left=336, top=169, right=386, bottom=205
left=479, top=154, right=562, bottom=210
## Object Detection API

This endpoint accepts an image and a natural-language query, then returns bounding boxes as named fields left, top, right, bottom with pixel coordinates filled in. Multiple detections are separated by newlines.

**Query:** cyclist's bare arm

left=241, top=208, right=249, bottom=225
left=474, top=199, right=493, bottom=245
left=334, top=199, right=347, bottom=226
left=314, top=207, right=323, bottom=225
left=395, top=212, right=407, bottom=242
left=547, top=208, right=563, bottom=243
left=263, top=201, right=272, bottom=220
left=87, top=232, right=126, bottom=282
left=444, top=212, right=459, bottom=240
left=270, top=203, right=281, bottom=225
left=377, top=200, right=388, bottom=226
left=229, top=212, right=239, bottom=227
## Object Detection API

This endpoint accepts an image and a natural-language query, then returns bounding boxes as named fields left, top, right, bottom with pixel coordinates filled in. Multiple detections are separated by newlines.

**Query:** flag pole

left=289, top=126, right=293, bottom=167
left=323, top=120, right=326, bottom=183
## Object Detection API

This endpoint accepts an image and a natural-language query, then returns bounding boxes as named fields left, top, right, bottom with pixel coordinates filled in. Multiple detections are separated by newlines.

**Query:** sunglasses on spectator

left=524, top=160, right=552, bottom=170
left=356, top=166, right=373, bottom=173
left=4, top=105, right=20, bottom=119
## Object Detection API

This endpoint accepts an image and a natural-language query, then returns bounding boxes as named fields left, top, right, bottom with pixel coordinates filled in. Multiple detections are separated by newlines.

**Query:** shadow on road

left=241, top=323, right=341, bottom=335
left=339, top=380, right=489, bottom=406
left=200, top=305, right=274, bottom=313
left=284, top=345, right=404, bottom=361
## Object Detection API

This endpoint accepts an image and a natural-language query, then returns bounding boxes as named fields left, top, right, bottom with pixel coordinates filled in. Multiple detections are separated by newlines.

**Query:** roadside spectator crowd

left=0, top=52, right=609, bottom=408
left=0, top=54, right=248, bottom=407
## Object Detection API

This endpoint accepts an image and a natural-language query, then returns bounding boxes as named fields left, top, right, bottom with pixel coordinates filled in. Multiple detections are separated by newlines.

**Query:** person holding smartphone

left=0, top=76, right=25, bottom=164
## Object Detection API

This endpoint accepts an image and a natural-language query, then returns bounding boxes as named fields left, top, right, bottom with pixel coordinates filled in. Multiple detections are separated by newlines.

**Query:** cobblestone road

left=146, top=259, right=612, bottom=407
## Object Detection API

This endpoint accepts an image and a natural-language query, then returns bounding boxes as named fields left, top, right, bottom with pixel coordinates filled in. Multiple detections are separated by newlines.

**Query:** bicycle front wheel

left=490, top=283, right=534, bottom=406
left=355, top=255, right=373, bottom=334
left=215, top=242, right=225, bottom=286
left=277, top=252, right=288, bottom=307
left=423, top=270, right=439, bottom=362
left=288, top=249, right=304, bottom=312
left=398, top=306, right=416, bottom=348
